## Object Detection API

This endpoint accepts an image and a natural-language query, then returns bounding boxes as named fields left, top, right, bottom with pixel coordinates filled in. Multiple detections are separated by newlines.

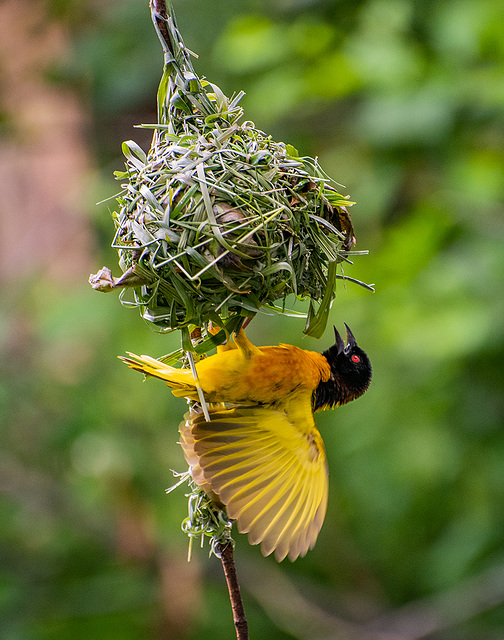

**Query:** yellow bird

left=120, top=326, right=371, bottom=561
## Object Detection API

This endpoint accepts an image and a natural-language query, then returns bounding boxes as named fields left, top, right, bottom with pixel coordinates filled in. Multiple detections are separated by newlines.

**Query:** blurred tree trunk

left=0, top=4, right=202, bottom=637
left=0, top=0, right=93, bottom=285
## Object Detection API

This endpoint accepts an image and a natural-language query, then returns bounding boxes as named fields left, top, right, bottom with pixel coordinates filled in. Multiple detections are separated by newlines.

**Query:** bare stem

left=217, top=542, right=249, bottom=640
left=150, top=0, right=173, bottom=56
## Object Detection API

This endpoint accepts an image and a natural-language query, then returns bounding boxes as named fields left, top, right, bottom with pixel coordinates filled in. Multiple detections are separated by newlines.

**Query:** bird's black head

left=313, top=324, right=372, bottom=411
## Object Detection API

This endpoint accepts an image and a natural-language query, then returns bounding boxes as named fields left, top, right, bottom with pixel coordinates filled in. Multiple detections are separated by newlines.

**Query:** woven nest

left=90, top=5, right=370, bottom=341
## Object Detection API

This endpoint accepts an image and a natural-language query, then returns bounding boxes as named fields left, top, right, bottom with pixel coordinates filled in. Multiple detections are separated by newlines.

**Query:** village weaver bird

left=120, top=325, right=372, bottom=561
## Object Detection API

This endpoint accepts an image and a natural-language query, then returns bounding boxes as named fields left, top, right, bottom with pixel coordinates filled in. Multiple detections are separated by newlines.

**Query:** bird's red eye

left=351, top=355, right=360, bottom=363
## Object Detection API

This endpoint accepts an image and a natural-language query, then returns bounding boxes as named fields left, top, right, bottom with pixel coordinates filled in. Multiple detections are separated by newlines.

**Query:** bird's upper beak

left=344, top=323, right=357, bottom=351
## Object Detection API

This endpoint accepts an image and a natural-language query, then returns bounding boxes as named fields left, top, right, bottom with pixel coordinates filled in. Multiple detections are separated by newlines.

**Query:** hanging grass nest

left=90, top=2, right=371, bottom=341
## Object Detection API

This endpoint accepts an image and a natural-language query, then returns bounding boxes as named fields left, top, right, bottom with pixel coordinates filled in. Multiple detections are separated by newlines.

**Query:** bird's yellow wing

left=179, top=404, right=328, bottom=562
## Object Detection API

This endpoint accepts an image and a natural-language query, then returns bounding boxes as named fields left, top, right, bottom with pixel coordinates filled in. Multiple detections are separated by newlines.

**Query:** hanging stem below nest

left=217, top=542, right=249, bottom=640
left=185, top=343, right=246, bottom=637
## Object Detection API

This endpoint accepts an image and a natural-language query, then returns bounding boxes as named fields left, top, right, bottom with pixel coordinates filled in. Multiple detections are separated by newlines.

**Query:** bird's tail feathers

left=119, top=353, right=197, bottom=397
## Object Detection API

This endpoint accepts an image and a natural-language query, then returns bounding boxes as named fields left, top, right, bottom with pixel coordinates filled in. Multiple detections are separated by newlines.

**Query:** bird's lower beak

left=333, top=326, right=345, bottom=354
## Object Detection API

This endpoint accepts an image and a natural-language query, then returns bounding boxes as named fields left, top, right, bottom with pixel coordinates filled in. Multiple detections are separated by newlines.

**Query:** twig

left=217, top=542, right=249, bottom=640
left=150, top=0, right=173, bottom=56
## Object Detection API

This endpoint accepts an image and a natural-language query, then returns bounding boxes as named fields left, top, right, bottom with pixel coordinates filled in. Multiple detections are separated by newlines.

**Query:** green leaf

left=304, top=261, right=337, bottom=338
left=180, top=326, right=193, bottom=352
left=122, top=140, right=147, bottom=170
left=140, top=184, right=166, bottom=216
left=285, top=143, right=299, bottom=157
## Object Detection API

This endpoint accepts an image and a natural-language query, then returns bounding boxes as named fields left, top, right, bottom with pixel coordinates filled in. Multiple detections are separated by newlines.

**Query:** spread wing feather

left=179, top=405, right=328, bottom=562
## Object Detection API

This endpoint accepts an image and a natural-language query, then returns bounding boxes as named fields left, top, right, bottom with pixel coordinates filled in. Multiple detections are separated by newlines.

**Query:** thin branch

left=150, top=0, right=173, bottom=56
left=366, top=562, right=504, bottom=639
left=241, top=556, right=401, bottom=640
left=217, top=542, right=249, bottom=640
left=241, top=554, right=504, bottom=640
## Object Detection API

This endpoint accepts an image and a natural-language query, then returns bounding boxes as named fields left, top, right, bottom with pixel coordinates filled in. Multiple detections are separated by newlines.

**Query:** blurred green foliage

left=1, top=0, right=503, bottom=638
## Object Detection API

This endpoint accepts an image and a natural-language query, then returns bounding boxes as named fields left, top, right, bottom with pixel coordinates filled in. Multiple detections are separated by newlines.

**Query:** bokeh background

left=1, top=0, right=503, bottom=638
